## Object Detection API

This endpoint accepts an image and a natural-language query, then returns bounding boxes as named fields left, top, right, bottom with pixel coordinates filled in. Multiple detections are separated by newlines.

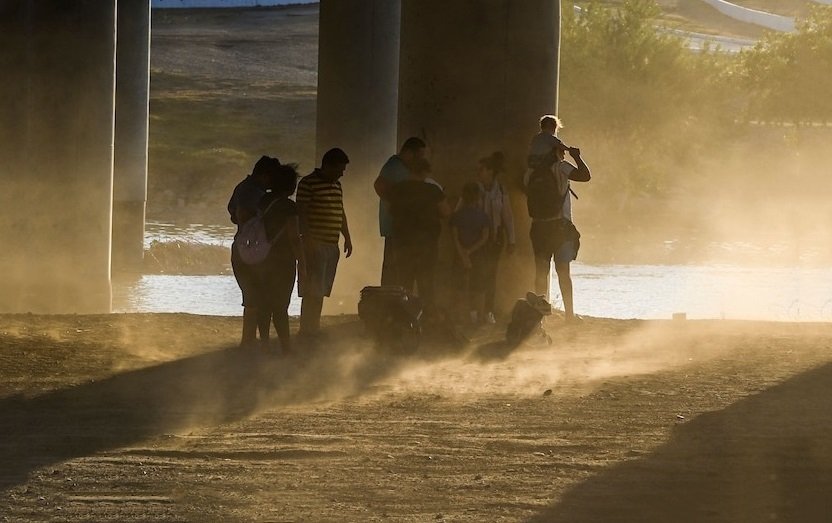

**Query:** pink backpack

left=234, top=199, right=286, bottom=265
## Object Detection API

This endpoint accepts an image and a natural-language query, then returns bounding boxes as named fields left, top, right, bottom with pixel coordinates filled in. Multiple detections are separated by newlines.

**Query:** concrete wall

left=113, top=0, right=152, bottom=273
left=316, top=0, right=401, bottom=312
left=700, top=0, right=795, bottom=32
left=0, top=1, right=117, bottom=313
left=398, top=0, right=561, bottom=307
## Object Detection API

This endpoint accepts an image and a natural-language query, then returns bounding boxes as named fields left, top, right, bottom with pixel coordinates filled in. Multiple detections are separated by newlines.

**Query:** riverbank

left=2, top=313, right=831, bottom=520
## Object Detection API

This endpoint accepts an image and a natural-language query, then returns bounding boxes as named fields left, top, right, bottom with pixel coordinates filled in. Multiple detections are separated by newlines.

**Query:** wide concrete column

left=113, top=0, right=151, bottom=273
left=0, top=1, right=117, bottom=313
left=398, top=0, right=561, bottom=309
left=316, top=0, right=401, bottom=313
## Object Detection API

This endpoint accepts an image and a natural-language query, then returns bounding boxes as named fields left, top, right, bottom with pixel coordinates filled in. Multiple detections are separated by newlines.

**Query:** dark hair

left=400, top=136, right=426, bottom=154
left=462, top=181, right=480, bottom=203
left=252, top=155, right=281, bottom=178
left=321, top=147, right=350, bottom=167
left=270, top=163, right=299, bottom=195
left=479, top=151, right=505, bottom=176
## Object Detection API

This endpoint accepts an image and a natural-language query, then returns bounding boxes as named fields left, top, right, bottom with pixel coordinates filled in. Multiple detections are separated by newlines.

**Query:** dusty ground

left=2, top=314, right=832, bottom=521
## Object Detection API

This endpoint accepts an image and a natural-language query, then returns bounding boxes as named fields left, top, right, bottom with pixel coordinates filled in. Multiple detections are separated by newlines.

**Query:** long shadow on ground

left=529, top=362, right=832, bottom=522
left=0, top=321, right=413, bottom=491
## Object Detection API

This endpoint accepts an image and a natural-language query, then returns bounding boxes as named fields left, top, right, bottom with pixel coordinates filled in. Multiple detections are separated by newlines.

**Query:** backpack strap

left=259, top=197, right=281, bottom=217
left=260, top=197, right=290, bottom=243
left=554, top=171, right=570, bottom=215
left=268, top=223, right=288, bottom=244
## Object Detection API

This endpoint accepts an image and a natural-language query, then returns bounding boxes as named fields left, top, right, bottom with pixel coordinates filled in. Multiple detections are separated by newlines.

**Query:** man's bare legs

left=554, top=261, right=575, bottom=321
left=299, top=295, right=324, bottom=336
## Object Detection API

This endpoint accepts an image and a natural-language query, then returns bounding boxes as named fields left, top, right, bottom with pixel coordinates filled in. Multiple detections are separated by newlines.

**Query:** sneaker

left=485, top=312, right=497, bottom=325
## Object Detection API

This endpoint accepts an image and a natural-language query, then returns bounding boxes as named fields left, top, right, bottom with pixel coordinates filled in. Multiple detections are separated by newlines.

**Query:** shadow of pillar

left=529, top=362, right=832, bottom=522
left=0, top=321, right=404, bottom=491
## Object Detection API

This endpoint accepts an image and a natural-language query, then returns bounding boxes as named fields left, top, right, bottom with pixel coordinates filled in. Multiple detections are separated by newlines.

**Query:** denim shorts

left=298, top=240, right=340, bottom=298
left=554, top=240, right=578, bottom=264
left=530, top=219, right=580, bottom=264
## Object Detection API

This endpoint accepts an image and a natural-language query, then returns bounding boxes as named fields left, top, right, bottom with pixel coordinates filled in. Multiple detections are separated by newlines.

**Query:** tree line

left=558, top=0, right=832, bottom=228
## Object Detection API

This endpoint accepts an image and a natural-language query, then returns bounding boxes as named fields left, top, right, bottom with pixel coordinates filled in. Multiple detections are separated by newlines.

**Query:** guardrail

left=700, top=0, right=795, bottom=32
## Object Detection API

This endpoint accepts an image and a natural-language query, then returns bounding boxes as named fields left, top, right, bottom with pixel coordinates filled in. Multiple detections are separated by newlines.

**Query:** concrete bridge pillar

left=113, top=0, right=152, bottom=273
left=398, top=0, right=561, bottom=309
left=316, top=0, right=401, bottom=312
left=0, top=1, right=117, bottom=313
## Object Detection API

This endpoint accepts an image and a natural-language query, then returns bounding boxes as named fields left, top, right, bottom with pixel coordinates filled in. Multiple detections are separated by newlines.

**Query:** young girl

left=476, top=151, right=516, bottom=324
left=450, top=182, right=490, bottom=324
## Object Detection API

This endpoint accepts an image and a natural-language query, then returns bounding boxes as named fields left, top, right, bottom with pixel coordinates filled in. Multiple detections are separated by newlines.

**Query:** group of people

left=228, top=149, right=351, bottom=351
left=228, top=114, right=590, bottom=352
left=375, top=139, right=517, bottom=325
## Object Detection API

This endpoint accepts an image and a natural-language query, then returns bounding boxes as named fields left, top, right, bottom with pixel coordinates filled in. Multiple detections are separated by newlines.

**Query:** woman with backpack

left=257, top=163, right=307, bottom=354
left=229, top=157, right=306, bottom=352
left=228, top=156, right=278, bottom=349
left=476, top=151, right=516, bottom=324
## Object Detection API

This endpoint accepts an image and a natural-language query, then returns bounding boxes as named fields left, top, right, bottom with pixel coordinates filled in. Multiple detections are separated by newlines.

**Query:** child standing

left=450, top=182, right=490, bottom=324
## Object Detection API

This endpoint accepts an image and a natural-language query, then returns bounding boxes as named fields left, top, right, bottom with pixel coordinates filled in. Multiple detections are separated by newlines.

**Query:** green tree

left=740, top=6, right=832, bottom=124
left=560, top=0, right=737, bottom=214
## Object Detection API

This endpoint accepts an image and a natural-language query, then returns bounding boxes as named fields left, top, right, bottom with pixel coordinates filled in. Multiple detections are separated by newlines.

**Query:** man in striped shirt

left=296, top=147, right=353, bottom=338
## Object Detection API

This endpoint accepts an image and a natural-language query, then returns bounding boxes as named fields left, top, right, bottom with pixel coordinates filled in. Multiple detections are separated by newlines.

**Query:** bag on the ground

left=358, top=285, right=422, bottom=353
left=506, top=292, right=552, bottom=346
left=526, top=167, right=568, bottom=220
left=234, top=199, right=285, bottom=265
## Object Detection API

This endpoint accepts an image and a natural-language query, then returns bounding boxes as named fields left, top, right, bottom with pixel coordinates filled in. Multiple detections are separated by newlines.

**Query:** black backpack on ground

left=506, top=292, right=553, bottom=346
left=526, top=167, right=568, bottom=220
left=358, top=286, right=422, bottom=354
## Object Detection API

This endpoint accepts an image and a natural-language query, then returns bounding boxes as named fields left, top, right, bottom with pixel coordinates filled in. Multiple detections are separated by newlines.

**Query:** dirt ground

left=2, top=314, right=832, bottom=521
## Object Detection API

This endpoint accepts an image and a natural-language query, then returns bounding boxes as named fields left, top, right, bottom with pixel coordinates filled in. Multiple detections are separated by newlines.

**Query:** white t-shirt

left=557, top=161, right=576, bottom=222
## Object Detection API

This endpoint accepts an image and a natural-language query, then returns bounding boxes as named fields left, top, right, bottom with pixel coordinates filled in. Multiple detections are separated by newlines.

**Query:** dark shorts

left=298, top=240, right=340, bottom=298
left=530, top=219, right=580, bottom=264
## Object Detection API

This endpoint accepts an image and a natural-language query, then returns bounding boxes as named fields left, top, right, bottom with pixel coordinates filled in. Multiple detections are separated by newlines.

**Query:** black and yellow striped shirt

left=297, top=169, right=344, bottom=244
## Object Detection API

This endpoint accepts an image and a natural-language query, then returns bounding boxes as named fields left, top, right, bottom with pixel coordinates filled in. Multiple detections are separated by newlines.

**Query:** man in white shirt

left=524, top=128, right=591, bottom=322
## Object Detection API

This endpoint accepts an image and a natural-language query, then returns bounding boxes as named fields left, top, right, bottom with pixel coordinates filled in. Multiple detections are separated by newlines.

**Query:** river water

left=112, top=222, right=832, bottom=322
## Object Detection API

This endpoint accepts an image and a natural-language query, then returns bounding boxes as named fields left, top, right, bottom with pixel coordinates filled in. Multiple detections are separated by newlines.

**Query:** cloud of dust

left=378, top=321, right=725, bottom=397
left=0, top=1, right=117, bottom=314
left=143, top=319, right=734, bottom=436
left=697, top=125, right=832, bottom=267
left=2, top=313, right=747, bottom=446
